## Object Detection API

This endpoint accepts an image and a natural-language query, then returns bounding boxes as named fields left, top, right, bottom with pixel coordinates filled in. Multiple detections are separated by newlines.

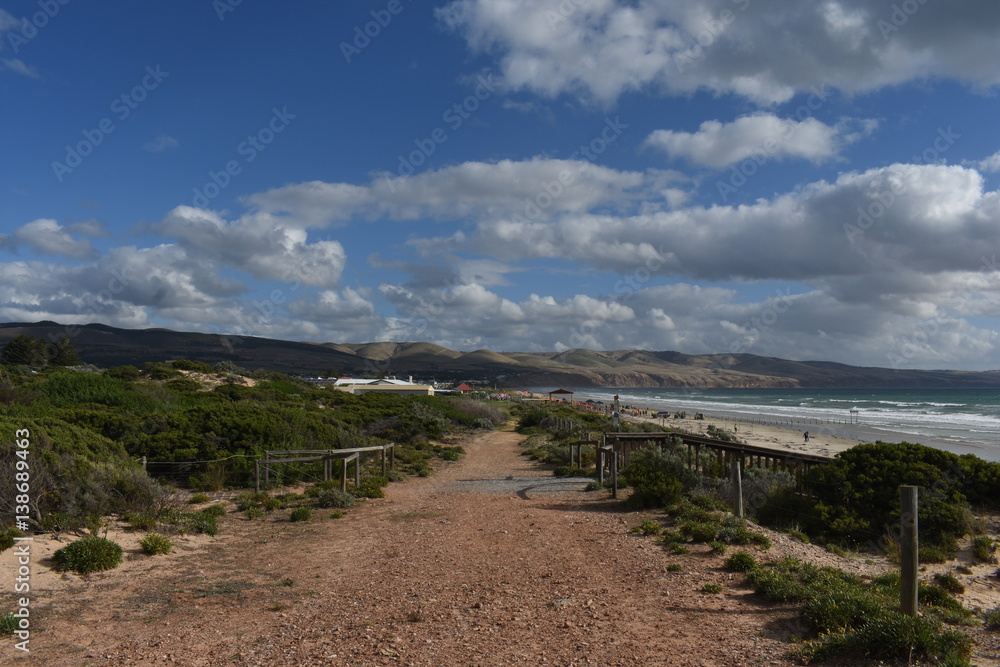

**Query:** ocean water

left=540, top=387, right=1000, bottom=462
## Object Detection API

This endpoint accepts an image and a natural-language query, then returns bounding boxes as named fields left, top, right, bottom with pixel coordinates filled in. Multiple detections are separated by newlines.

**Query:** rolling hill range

left=3, top=321, right=1000, bottom=388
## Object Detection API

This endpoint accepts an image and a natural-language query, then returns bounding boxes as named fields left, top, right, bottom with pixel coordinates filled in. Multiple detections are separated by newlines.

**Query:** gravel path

left=21, top=430, right=810, bottom=666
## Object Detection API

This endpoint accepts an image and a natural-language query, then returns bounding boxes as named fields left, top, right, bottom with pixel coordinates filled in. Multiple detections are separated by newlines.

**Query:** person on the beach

left=804, top=431, right=810, bottom=443
left=734, top=424, right=738, bottom=433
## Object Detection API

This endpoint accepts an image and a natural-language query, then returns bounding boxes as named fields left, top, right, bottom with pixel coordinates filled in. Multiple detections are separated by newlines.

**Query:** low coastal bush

left=54, top=536, right=123, bottom=574
left=725, top=551, right=757, bottom=572
left=290, top=507, right=312, bottom=522
left=139, top=533, right=173, bottom=555
left=0, top=614, right=19, bottom=635
left=200, top=503, right=227, bottom=517
left=1, top=528, right=24, bottom=553
left=630, top=519, right=662, bottom=536
left=187, top=511, right=219, bottom=536
left=984, top=606, right=1000, bottom=629
left=316, top=490, right=355, bottom=509
left=757, top=442, right=1000, bottom=551
left=740, top=556, right=973, bottom=664
left=354, top=476, right=386, bottom=498
left=621, top=446, right=693, bottom=509
left=973, top=535, right=997, bottom=562
left=188, top=493, right=211, bottom=504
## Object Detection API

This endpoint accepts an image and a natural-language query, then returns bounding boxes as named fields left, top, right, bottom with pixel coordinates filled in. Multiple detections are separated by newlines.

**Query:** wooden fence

left=596, top=432, right=832, bottom=495
left=256, top=443, right=395, bottom=493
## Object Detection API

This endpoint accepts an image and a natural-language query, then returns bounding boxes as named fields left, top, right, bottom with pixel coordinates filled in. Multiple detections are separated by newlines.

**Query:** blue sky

left=2, top=0, right=999, bottom=370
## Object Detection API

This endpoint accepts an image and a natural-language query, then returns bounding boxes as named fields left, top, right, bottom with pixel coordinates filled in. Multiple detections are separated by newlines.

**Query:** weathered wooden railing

left=256, top=443, right=395, bottom=493
left=597, top=432, right=831, bottom=494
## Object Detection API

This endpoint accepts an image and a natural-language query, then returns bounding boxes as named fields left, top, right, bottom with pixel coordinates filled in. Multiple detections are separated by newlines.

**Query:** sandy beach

left=623, top=412, right=860, bottom=459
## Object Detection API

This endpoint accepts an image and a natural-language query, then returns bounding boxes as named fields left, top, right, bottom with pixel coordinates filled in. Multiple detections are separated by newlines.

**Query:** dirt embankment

left=7, top=429, right=999, bottom=665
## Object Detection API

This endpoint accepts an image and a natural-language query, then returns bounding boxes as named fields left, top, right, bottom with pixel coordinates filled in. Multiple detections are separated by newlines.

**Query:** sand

left=625, top=412, right=861, bottom=459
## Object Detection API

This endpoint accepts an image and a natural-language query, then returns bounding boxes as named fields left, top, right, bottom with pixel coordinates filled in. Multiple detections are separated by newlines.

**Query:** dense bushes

left=758, top=442, right=999, bottom=550
left=621, top=444, right=697, bottom=510
left=735, top=556, right=973, bottom=664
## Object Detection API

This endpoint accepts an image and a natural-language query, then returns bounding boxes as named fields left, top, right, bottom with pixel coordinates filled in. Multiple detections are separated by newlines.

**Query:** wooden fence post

left=900, top=485, right=919, bottom=616
left=611, top=450, right=618, bottom=500
left=255, top=460, right=260, bottom=494
left=731, top=461, right=744, bottom=518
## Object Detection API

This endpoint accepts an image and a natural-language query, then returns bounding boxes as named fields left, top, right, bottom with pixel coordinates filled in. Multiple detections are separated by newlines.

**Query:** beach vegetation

left=972, top=535, right=997, bottom=562
left=139, top=532, right=173, bottom=555
left=732, top=555, right=973, bottom=664
left=54, top=536, right=124, bottom=574
left=757, top=441, right=1000, bottom=553
left=290, top=507, right=312, bottom=522
left=0, top=363, right=497, bottom=530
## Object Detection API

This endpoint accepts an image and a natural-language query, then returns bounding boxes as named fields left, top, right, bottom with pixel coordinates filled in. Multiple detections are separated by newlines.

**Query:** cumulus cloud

left=156, top=206, right=347, bottom=288
left=644, top=114, right=873, bottom=168
left=1, top=219, right=96, bottom=259
left=247, top=157, right=672, bottom=226
left=437, top=0, right=1000, bottom=105
left=973, top=151, right=1000, bottom=173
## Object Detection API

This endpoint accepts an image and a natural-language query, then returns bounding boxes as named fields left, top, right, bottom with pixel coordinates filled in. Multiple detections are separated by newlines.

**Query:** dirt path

left=17, top=431, right=813, bottom=665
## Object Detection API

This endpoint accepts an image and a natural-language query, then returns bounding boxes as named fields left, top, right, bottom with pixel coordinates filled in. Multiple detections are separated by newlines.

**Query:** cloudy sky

left=2, top=0, right=999, bottom=370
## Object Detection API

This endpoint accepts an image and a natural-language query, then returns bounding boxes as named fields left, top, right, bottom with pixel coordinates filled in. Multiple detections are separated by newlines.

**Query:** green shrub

left=200, top=503, right=227, bottom=517
left=188, top=493, right=211, bottom=504
left=666, top=563, right=683, bottom=572
left=746, top=568, right=810, bottom=602
left=972, top=536, right=996, bottom=562
left=702, top=583, right=723, bottom=593
left=630, top=519, right=662, bottom=536
left=680, top=521, right=719, bottom=543
left=933, top=572, right=966, bottom=595
left=263, top=497, right=281, bottom=512
left=0, top=528, right=25, bottom=552
left=0, top=614, right=19, bottom=635
left=234, top=492, right=267, bottom=511
left=709, top=540, right=727, bottom=555
left=246, top=507, right=265, bottom=519
left=672, top=545, right=690, bottom=555
left=658, top=528, right=684, bottom=546
left=725, top=551, right=758, bottom=572
left=123, top=511, right=158, bottom=531
left=54, top=536, right=123, bottom=574
left=983, top=606, right=1000, bottom=629
left=920, top=545, right=951, bottom=563
left=188, top=511, right=218, bottom=536
left=139, top=533, right=173, bottom=555
left=290, top=507, right=312, bottom=522
left=353, top=477, right=385, bottom=499
left=329, top=510, right=345, bottom=519
left=584, top=481, right=603, bottom=491
left=621, top=446, right=693, bottom=510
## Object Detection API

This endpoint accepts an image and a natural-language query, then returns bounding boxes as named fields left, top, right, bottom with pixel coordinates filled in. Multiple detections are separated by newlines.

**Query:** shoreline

left=622, top=411, right=859, bottom=459
left=527, top=391, right=998, bottom=461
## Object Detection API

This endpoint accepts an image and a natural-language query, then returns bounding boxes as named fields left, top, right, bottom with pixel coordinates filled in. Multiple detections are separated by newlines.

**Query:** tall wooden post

left=731, top=461, right=744, bottom=519
left=900, top=485, right=919, bottom=616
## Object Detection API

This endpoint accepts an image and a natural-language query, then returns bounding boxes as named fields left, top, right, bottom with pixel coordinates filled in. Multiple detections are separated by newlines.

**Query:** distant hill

left=3, top=321, right=1000, bottom=388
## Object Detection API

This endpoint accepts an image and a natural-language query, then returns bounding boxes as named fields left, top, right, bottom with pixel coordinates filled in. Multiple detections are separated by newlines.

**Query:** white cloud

left=438, top=0, right=1000, bottom=105
left=156, top=206, right=347, bottom=288
left=974, top=151, right=1000, bottom=173
left=142, top=135, right=179, bottom=153
left=247, top=157, right=668, bottom=227
left=644, top=114, right=872, bottom=168
left=1, top=219, right=96, bottom=259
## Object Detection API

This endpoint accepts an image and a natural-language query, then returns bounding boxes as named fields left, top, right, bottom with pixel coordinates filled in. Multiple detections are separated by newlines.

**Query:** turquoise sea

left=536, top=387, right=1000, bottom=462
